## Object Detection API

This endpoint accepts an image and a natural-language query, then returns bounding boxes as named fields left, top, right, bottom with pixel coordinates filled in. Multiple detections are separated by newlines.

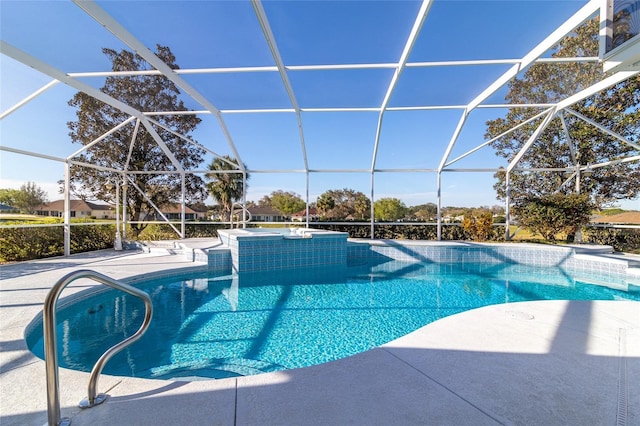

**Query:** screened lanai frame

left=1, top=0, right=639, bottom=256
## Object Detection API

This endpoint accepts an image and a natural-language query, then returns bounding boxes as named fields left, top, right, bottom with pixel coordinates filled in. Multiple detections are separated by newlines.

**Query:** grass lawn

left=507, top=226, right=585, bottom=243
left=0, top=214, right=45, bottom=223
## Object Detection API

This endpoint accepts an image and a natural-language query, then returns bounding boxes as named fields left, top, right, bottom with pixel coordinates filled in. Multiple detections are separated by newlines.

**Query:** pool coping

left=1, top=242, right=639, bottom=425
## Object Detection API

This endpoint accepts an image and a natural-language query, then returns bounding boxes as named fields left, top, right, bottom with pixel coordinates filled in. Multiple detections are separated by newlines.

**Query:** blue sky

left=1, top=0, right=638, bottom=210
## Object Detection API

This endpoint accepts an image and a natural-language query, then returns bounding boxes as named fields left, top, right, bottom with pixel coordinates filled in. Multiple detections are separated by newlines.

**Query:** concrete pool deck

left=1, top=245, right=638, bottom=425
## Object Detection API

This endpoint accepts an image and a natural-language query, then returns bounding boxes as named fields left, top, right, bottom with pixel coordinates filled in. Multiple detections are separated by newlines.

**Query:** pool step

left=147, top=357, right=285, bottom=380
left=142, top=240, right=184, bottom=255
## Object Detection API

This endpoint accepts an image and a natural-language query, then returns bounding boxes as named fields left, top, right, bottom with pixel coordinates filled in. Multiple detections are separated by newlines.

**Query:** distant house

left=291, top=207, right=320, bottom=222
left=35, top=200, right=207, bottom=221
left=35, top=200, right=115, bottom=219
left=442, top=214, right=465, bottom=223
left=150, top=204, right=206, bottom=221
left=248, top=206, right=286, bottom=222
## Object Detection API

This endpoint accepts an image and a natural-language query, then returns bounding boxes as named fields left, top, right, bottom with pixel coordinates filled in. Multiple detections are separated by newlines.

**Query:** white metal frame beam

left=251, top=0, right=315, bottom=222
left=437, top=0, right=600, bottom=174
left=67, top=116, right=137, bottom=160
left=124, top=119, right=141, bottom=172
left=0, top=79, right=59, bottom=120
left=60, top=56, right=598, bottom=79
left=507, top=109, right=558, bottom=172
left=565, top=107, right=640, bottom=151
left=559, top=112, right=579, bottom=166
left=73, top=0, right=246, bottom=172
left=434, top=0, right=602, bottom=239
left=0, top=41, right=184, bottom=172
left=370, top=0, right=434, bottom=172
left=506, top=69, right=639, bottom=172
left=251, top=0, right=309, bottom=172
left=444, top=108, right=552, bottom=167
left=368, top=0, right=434, bottom=237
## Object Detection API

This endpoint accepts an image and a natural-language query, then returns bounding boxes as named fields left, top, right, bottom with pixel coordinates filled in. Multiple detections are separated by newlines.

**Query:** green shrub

left=137, top=224, right=182, bottom=241
left=312, top=223, right=371, bottom=238
left=70, top=224, right=116, bottom=253
left=493, top=215, right=506, bottom=223
left=0, top=226, right=64, bottom=262
left=462, top=212, right=494, bottom=241
left=136, top=223, right=224, bottom=240
left=0, top=223, right=118, bottom=262
left=310, top=223, right=505, bottom=242
left=185, top=223, right=225, bottom=238
left=513, top=193, right=594, bottom=241
left=583, top=227, right=640, bottom=254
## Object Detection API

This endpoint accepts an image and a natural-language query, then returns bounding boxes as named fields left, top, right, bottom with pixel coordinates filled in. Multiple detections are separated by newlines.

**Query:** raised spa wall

left=216, top=228, right=349, bottom=273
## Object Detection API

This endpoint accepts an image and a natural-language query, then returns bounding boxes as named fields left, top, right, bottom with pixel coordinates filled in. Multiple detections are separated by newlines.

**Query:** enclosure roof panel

left=1, top=0, right=638, bottom=208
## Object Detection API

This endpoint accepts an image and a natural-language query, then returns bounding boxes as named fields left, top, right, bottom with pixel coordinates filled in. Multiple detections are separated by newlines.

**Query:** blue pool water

left=27, top=261, right=639, bottom=380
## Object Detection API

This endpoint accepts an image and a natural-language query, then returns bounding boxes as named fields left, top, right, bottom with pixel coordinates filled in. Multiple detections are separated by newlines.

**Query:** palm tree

left=205, top=155, right=248, bottom=222
left=316, top=193, right=335, bottom=219
left=353, top=193, right=371, bottom=220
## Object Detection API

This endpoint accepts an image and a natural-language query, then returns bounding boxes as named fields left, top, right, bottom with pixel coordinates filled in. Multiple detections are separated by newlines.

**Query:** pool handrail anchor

left=43, top=269, right=153, bottom=426
left=231, top=202, right=252, bottom=229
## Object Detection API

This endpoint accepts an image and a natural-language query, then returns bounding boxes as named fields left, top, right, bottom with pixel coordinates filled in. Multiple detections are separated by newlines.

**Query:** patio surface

left=1, top=245, right=638, bottom=425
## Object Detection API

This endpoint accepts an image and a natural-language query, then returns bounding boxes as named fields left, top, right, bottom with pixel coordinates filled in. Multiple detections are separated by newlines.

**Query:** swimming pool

left=27, top=258, right=639, bottom=381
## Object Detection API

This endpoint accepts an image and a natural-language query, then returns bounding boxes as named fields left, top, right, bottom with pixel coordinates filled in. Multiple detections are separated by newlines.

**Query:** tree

left=513, top=193, right=594, bottom=241
left=316, top=188, right=371, bottom=220
left=12, top=182, right=48, bottom=214
left=205, top=155, right=248, bottom=222
left=67, top=45, right=206, bottom=237
left=258, top=195, right=272, bottom=207
left=490, top=205, right=505, bottom=216
left=269, top=191, right=306, bottom=217
left=0, top=188, right=20, bottom=207
left=316, top=193, right=335, bottom=219
left=408, top=203, right=437, bottom=221
left=353, top=192, right=371, bottom=220
left=374, top=197, right=407, bottom=221
left=486, top=18, right=640, bottom=208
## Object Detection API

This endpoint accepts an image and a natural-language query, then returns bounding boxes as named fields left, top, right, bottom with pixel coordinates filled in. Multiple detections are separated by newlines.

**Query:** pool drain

left=617, top=328, right=628, bottom=426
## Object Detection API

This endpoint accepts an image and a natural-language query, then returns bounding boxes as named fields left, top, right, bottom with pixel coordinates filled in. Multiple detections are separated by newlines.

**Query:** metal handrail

left=231, top=202, right=252, bottom=228
left=43, top=269, right=153, bottom=426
